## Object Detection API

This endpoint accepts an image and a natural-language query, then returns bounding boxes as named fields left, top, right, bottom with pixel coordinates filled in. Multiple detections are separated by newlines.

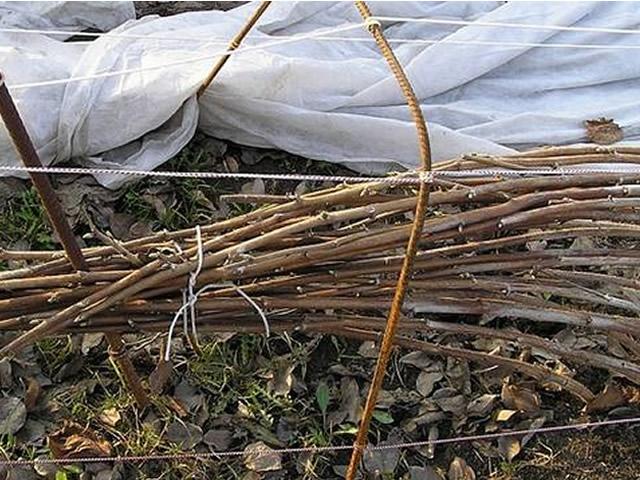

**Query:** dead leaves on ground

left=48, top=423, right=112, bottom=459
left=243, top=441, right=282, bottom=472
left=448, top=457, right=476, bottom=480
left=585, top=383, right=640, bottom=413
left=501, top=383, right=541, bottom=414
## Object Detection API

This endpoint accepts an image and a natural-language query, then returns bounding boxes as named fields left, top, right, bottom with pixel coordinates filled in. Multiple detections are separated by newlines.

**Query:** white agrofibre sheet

left=1, top=1, right=639, bottom=187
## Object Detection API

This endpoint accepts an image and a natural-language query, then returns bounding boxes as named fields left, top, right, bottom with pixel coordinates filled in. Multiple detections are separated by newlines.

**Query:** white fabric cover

left=1, top=1, right=639, bottom=187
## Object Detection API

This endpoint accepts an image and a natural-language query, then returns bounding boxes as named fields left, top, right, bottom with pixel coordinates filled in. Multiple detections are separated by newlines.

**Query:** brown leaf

left=149, top=358, right=173, bottom=394
left=416, top=371, right=443, bottom=397
left=501, top=384, right=540, bottom=413
left=468, top=394, right=499, bottom=418
left=498, top=436, right=521, bottom=462
left=24, top=377, right=41, bottom=412
left=623, top=386, right=640, bottom=404
left=243, top=441, right=282, bottom=472
left=410, top=466, right=444, bottom=480
left=48, top=423, right=111, bottom=459
left=266, top=362, right=295, bottom=397
left=584, top=384, right=626, bottom=413
left=98, top=408, right=121, bottom=427
left=166, top=421, right=203, bottom=449
left=81, top=333, right=104, bottom=355
left=204, top=429, right=233, bottom=451
left=447, top=457, right=476, bottom=480
left=585, top=117, right=623, bottom=145
left=0, top=397, right=26, bottom=435
left=495, top=409, right=518, bottom=422
left=327, top=377, right=361, bottom=426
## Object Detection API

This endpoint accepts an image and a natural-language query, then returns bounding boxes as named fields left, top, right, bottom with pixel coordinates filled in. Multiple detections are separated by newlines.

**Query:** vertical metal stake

left=0, top=72, right=149, bottom=409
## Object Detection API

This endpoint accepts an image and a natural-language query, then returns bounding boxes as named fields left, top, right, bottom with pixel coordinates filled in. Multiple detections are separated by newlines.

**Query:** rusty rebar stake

left=197, top=1, right=271, bottom=98
left=0, top=72, right=149, bottom=409
left=345, top=3, right=433, bottom=478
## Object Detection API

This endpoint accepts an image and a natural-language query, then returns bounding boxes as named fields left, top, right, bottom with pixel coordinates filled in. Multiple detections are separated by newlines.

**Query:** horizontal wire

left=0, top=416, right=637, bottom=467
left=3, top=14, right=640, bottom=41
left=3, top=28, right=640, bottom=51
left=2, top=164, right=640, bottom=184
left=5, top=27, right=640, bottom=51
left=4, top=18, right=640, bottom=91
left=285, top=35, right=640, bottom=50
left=374, top=16, right=640, bottom=36
left=5, top=22, right=365, bottom=90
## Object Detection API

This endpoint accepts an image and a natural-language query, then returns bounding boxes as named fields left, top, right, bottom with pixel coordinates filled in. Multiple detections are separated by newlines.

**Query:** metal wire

left=0, top=416, right=637, bottom=467
left=2, top=164, right=640, bottom=184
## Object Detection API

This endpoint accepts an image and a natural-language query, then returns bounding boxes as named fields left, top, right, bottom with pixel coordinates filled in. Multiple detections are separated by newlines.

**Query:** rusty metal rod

left=0, top=72, right=149, bottom=408
left=197, top=1, right=271, bottom=98
left=0, top=73, right=87, bottom=271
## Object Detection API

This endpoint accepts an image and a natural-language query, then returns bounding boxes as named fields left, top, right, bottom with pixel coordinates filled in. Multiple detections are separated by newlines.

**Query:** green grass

left=117, top=143, right=229, bottom=231
left=0, top=187, right=54, bottom=249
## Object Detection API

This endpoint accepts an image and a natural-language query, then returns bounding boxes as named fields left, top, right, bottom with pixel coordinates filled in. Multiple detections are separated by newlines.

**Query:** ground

left=0, top=2, right=639, bottom=479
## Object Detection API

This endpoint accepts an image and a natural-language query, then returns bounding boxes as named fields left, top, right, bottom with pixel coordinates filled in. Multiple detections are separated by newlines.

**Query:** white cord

left=6, top=23, right=365, bottom=90
left=6, top=15, right=640, bottom=91
left=164, top=283, right=271, bottom=360
left=2, top=30, right=639, bottom=50
left=3, top=163, right=640, bottom=184
left=232, top=285, right=270, bottom=337
left=373, top=16, right=640, bottom=36
left=188, top=225, right=204, bottom=344
left=3, top=15, right=640, bottom=41
left=165, top=225, right=204, bottom=360
left=289, top=35, right=640, bottom=50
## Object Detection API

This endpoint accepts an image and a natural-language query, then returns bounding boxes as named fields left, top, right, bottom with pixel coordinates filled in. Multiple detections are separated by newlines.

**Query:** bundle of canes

left=1, top=0, right=640, bottom=475
left=2, top=155, right=640, bottom=390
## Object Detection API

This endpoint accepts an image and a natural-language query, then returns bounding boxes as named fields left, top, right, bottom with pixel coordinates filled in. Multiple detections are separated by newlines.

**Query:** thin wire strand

left=2, top=164, right=640, bottom=184
left=374, top=16, right=640, bottom=35
left=3, top=14, right=640, bottom=41
left=5, top=22, right=640, bottom=91
left=0, top=416, right=637, bottom=467
left=5, top=23, right=365, bottom=90
left=3, top=29, right=640, bottom=51
left=290, top=35, right=640, bottom=50
left=188, top=225, right=204, bottom=345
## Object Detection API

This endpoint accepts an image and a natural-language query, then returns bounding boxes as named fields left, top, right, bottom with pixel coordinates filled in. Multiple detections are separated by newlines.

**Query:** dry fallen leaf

left=496, top=409, right=518, bottom=422
left=501, top=384, right=540, bottom=414
left=584, top=384, right=626, bottom=414
left=358, top=340, right=379, bottom=358
left=416, top=371, right=443, bottom=397
left=498, top=435, right=521, bottom=462
left=48, top=423, right=111, bottom=459
left=410, top=465, right=444, bottom=480
left=448, top=457, right=476, bottom=480
left=327, top=377, right=361, bottom=426
left=0, top=397, right=27, bottom=435
left=467, top=394, right=499, bottom=418
left=363, top=440, right=400, bottom=476
left=243, top=441, right=282, bottom=472
left=623, top=386, right=640, bottom=405
left=81, top=333, right=104, bottom=355
left=267, top=362, right=295, bottom=397
left=584, top=117, right=623, bottom=145
left=166, top=421, right=203, bottom=449
left=98, top=408, right=121, bottom=427
left=24, top=377, right=41, bottom=412
left=204, top=429, right=233, bottom=451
